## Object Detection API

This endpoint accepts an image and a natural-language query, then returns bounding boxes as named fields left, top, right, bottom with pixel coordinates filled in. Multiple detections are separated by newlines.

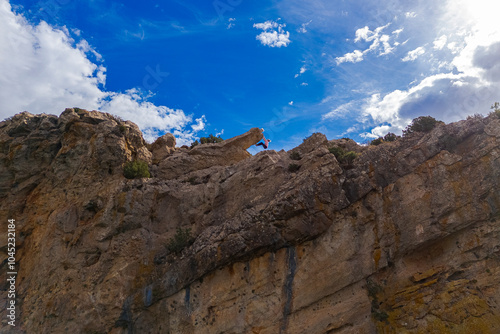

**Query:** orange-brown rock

left=0, top=109, right=499, bottom=333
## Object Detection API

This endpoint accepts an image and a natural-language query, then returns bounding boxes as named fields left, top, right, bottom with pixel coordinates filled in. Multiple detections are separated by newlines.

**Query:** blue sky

left=1, top=0, right=499, bottom=150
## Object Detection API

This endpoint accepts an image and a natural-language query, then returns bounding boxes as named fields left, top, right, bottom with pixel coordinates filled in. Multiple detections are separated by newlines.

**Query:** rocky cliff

left=1, top=108, right=499, bottom=334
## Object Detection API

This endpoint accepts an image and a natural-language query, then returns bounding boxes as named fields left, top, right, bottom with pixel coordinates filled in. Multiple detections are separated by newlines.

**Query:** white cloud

left=433, top=35, right=447, bottom=50
left=336, top=49, right=364, bottom=64
left=295, top=65, right=307, bottom=77
left=253, top=20, right=291, bottom=48
left=227, top=17, right=236, bottom=29
left=191, top=115, right=207, bottom=132
left=253, top=20, right=278, bottom=31
left=392, top=28, right=404, bottom=36
left=337, top=23, right=399, bottom=64
left=300, top=82, right=308, bottom=86
left=0, top=0, right=204, bottom=145
left=322, top=101, right=356, bottom=120
left=288, top=101, right=294, bottom=105
left=405, top=12, right=417, bottom=18
left=402, top=46, right=425, bottom=61
left=297, top=20, right=312, bottom=33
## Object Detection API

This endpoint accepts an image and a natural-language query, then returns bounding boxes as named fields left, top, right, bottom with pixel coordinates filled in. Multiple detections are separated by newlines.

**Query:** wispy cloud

left=336, top=23, right=399, bottom=64
left=297, top=20, right=312, bottom=33
left=402, top=46, right=425, bottom=62
left=227, top=17, right=236, bottom=29
left=253, top=20, right=291, bottom=48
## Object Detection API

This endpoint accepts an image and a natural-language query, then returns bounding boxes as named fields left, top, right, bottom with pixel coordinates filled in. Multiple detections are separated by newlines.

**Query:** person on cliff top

left=255, top=128, right=271, bottom=149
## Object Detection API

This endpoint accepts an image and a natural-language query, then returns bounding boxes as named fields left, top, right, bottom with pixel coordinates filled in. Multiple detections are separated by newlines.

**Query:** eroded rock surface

left=0, top=109, right=499, bottom=333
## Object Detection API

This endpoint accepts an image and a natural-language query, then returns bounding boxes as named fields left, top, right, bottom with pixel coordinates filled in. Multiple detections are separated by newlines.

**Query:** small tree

left=383, top=132, right=397, bottom=142
left=370, top=138, right=384, bottom=146
left=402, top=116, right=441, bottom=136
left=190, top=134, right=223, bottom=148
left=329, top=146, right=357, bottom=165
left=491, top=102, right=500, bottom=118
left=123, top=160, right=150, bottom=179
left=166, top=227, right=193, bottom=254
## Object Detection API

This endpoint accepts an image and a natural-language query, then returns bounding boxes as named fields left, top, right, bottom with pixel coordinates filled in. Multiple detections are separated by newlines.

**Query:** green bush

left=491, top=102, right=500, bottom=118
left=190, top=140, right=200, bottom=148
left=290, top=152, right=302, bottom=160
left=383, top=132, right=397, bottom=142
left=402, top=116, right=441, bottom=136
left=329, top=146, right=345, bottom=158
left=166, top=227, right=193, bottom=254
left=342, top=151, right=357, bottom=165
left=288, top=163, right=300, bottom=173
left=329, top=146, right=357, bottom=165
left=123, top=160, right=151, bottom=179
left=371, top=132, right=398, bottom=145
left=190, top=134, right=223, bottom=148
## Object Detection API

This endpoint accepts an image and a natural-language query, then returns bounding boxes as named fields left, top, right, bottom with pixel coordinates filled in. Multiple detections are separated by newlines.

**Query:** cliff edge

left=1, top=108, right=499, bottom=333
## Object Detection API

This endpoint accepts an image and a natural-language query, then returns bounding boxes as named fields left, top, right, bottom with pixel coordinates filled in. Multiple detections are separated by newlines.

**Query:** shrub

left=289, top=151, right=301, bottom=160
left=288, top=163, right=300, bottom=173
left=190, top=140, right=199, bottom=148
left=190, top=134, right=223, bottom=148
left=342, top=151, right=358, bottom=165
left=200, top=134, right=224, bottom=144
left=371, top=133, right=398, bottom=145
left=166, top=227, right=193, bottom=254
left=383, top=132, right=397, bottom=142
left=118, top=124, right=127, bottom=134
left=402, top=116, right=441, bottom=136
left=491, top=102, right=500, bottom=118
left=329, top=146, right=357, bottom=165
left=467, top=113, right=483, bottom=120
left=329, top=146, right=345, bottom=158
left=123, top=160, right=151, bottom=179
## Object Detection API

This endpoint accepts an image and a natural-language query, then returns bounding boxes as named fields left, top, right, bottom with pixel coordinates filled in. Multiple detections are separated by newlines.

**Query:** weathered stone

left=1, top=110, right=499, bottom=334
left=151, top=133, right=176, bottom=163
left=156, top=127, right=263, bottom=179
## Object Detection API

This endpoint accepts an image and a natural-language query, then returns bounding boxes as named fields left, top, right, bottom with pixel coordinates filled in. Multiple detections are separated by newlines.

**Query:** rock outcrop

left=151, top=133, right=176, bottom=164
left=0, top=109, right=499, bottom=333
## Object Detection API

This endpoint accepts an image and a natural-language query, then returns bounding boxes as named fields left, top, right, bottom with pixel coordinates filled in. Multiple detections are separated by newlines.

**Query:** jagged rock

left=156, top=127, right=263, bottom=179
left=1, top=111, right=500, bottom=334
left=151, top=133, right=176, bottom=163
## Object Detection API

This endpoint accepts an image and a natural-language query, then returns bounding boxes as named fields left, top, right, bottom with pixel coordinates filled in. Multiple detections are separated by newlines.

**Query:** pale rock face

left=151, top=133, right=176, bottom=163
left=1, top=110, right=500, bottom=333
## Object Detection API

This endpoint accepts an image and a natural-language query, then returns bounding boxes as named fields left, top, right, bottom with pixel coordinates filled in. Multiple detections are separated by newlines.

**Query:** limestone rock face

left=156, top=127, right=263, bottom=179
left=1, top=110, right=500, bottom=334
left=151, top=133, right=176, bottom=163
